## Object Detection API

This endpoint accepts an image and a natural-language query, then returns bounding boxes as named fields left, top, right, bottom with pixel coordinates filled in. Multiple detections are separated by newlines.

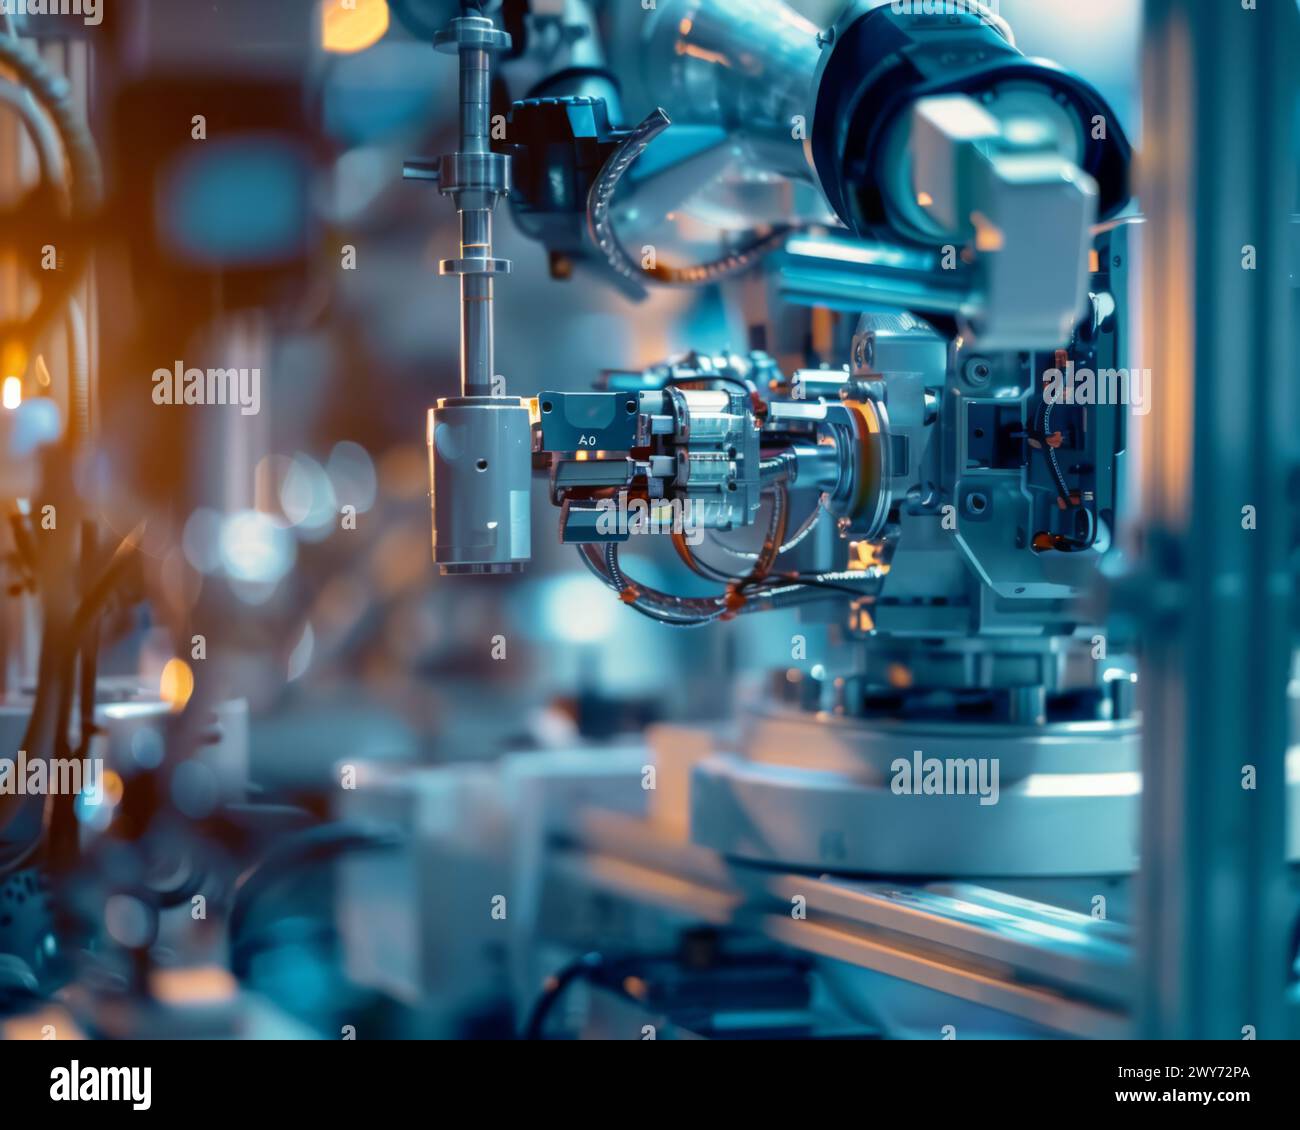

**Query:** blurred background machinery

left=0, top=0, right=1296, bottom=1041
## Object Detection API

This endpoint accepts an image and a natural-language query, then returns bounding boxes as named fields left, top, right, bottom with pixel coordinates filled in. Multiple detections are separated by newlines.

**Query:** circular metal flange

left=689, top=709, right=1142, bottom=876
left=743, top=708, right=1140, bottom=780
left=821, top=397, right=890, bottom=539
left=438, top=257, right=512, bottom=276
left=433, top=16, right=511, bottom=54
left=436, top=151, right=511, bottom=196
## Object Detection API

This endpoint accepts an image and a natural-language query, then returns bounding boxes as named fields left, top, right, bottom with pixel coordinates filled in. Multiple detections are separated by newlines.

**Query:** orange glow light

left=160, top=658, right=195, bottom=713
left=321, top=0, right=390, bottom=55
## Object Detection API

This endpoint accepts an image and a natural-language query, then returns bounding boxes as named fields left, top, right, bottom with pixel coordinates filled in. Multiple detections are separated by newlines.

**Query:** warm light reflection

left=152, top=966, right=239, bottom=1005
left=971, top=210, right=1004, bottom=251
left=160, top=657, right=195, bottom=713
left=847, top=540, right=890, bottom=575
left=102, top=770, right=125, bottom=807
left=321, top=0, right=390, bottom=55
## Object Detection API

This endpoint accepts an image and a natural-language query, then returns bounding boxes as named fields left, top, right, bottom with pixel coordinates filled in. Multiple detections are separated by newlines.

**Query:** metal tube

left=459, top=203, right=492, bottom=397
left=461, top=273, right=493, bottom=397
left=460, top=46, right=490, bottom=153
left=430, top=14, right=512, bottom=398
left=456, top=39, right=494, bottom=398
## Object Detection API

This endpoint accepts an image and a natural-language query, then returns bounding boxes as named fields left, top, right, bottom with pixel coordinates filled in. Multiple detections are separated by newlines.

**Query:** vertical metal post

left=432, top=11, right=512, bottom=399
left=1136, top=0, right=1298, bottom=1038
left=406, top=10, right=533, bottom=575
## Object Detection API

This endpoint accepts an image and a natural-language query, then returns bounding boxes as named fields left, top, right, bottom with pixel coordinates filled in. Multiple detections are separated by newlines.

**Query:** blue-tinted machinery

left=0, top=0, right=1294, bottom=1042
left=379, top=0, right=1300, bottom=1039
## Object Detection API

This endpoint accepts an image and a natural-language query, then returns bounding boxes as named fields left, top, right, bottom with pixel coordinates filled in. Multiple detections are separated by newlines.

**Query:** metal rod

left=430, top=13, right=512, bottom=399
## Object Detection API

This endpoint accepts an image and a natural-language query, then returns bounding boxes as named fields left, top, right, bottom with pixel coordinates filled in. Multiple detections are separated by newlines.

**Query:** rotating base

left=689, top=711, right=1142, bottom=877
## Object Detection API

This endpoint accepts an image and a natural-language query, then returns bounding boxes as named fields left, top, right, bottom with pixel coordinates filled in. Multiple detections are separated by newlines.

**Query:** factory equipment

left=0, top=0, right=1293, bottom=1057
left=412, top=0, right=1142, bottom=886
left=380, top=0, right=1297, bottom=1041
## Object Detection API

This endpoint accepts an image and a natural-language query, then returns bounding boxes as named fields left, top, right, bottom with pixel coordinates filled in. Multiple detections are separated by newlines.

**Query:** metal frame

left=1135, top=0, right=1298, bottom=1039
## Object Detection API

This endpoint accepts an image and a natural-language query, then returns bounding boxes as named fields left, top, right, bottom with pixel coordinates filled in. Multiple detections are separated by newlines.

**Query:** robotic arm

left=413, top=0, right=1133, bottom=675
